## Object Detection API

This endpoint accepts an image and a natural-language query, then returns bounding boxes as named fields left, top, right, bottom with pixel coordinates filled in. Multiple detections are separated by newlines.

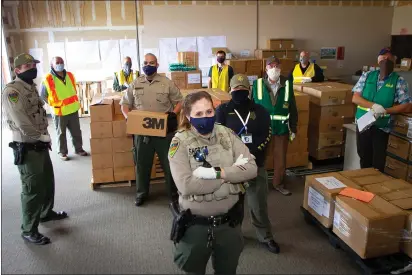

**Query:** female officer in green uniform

left=168, top=91, right=258, bottom=274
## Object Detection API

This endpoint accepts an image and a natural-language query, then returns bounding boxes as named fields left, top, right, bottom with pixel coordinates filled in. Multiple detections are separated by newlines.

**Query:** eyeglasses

left=193, top=148, right=212, bottom=168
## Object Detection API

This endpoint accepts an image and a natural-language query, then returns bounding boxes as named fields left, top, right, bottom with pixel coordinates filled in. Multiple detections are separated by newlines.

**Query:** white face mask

left=267, top=67, right=281, bottom=81
left=55, top=64, right=65, bottom=72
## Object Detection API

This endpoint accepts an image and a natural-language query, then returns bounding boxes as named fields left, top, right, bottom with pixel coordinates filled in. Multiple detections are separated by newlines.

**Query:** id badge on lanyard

left=234, top=109, right=252, bottom=144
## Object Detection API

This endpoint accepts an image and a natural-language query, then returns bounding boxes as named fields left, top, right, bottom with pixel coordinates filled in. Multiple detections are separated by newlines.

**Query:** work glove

left=301, top=77, right=312, bottom=83
left=166, top=111, right=178, bottom=133
left=233, top=154, right=249, bottom=166
left=371, top=103, right=386, bottom=118
left=124, top=83, right=129, bottom=88
left=192, top=167, right=217, bottom=180
left=39, top=134, right=51, bottom=143
left=289, top=132, right=296, bottom=142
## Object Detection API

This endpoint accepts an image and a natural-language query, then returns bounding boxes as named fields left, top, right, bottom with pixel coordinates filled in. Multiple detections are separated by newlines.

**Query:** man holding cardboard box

left=252, top=57, right=298, bottom=196
left=120, top=53, right=183, bottom=206
left=40, top=56, right=88, bottom=161
left=292, top=51, right=324, bottom=84
left=208, top=50, right=234, bottom=93
left=352, top=47, right=411, bottom=172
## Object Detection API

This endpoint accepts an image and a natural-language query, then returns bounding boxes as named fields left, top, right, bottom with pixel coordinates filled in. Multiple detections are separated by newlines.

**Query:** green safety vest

left=355, top=70, right=398, bottom=129
left=252, top=78, right=290, bottom=135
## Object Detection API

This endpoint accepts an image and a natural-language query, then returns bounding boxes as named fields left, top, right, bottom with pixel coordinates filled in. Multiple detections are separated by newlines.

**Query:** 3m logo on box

left=142, top=117, right=165, bottom=130
left=126, top=111, right=168, bottom=137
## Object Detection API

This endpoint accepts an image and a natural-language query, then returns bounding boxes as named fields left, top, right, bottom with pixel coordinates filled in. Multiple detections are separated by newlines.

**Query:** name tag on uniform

left=241, top=134, right=253, bottom=144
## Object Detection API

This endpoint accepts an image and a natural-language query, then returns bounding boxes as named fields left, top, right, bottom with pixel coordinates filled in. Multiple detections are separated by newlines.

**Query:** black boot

left=262, top=240, right=280, bottom=254
left=135, top=197, right=145, bottom=207
left=22, top=232, right=51, bottom=245
left=40, top=211, right=68, bottom=223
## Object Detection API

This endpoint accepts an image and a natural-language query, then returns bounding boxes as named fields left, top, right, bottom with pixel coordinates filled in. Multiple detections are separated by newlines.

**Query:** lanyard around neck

left=234, top=109, right=250, bottom=134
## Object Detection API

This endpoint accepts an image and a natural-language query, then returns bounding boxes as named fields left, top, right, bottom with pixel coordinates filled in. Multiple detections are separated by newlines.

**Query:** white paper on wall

left=29, top=48, right=45, bottom=80
left=46, top=42, right=66, bottom=66
left=197, top=36, right=226, bottom=68
left=66, top=41, right=101, bottom=72
left=99, top=40, right=121, bottom=78
left=159, top=38, right=178, bottom=73
left=177, top=37, right=197, bottom=52
left=120, top=39, right=138, bottom=69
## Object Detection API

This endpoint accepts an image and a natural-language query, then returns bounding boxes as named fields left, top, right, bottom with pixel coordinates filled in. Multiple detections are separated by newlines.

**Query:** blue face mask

left=190, top=116, right=216, bottom=135
left=143, top=65, right=157, bottom=76
left=55, top=64, right=65, bottom=72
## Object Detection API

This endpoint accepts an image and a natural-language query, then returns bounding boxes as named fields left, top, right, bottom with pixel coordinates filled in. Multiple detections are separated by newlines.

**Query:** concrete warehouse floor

left=1, top=117, right=360, bottom=274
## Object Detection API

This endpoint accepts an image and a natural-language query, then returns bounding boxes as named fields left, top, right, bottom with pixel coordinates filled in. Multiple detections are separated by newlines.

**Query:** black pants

left=356, top=126, right=389, bottom=172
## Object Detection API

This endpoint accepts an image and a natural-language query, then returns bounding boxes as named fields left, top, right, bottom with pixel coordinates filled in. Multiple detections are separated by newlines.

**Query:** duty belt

left=192, top=213, right=231, bottom=227
left=17, top=141, right=50, bottom=151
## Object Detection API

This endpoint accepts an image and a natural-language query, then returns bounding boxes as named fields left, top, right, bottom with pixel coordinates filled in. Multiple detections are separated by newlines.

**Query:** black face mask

left=379, top=59, right=394, bottom=77
left=217, top=57, right=225, bottom=64
left=231, top=90, right=250, bottom=104
left=17, top=68, right=38, bottom=83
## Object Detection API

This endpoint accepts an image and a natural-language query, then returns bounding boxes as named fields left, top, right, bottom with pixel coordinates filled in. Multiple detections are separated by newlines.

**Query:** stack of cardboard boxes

left=89, top=94, right=135, bottom=185
left=303, top=168, right=412, bottom=259
left=255, top=39, right=298, bottom=61
left=226, top=58, right=263, bottom=86
left=385, top=114, right=412, bottom=182
left=167, top=51, right=202, bottom=90
left=294, top=82, right=355, bottom=160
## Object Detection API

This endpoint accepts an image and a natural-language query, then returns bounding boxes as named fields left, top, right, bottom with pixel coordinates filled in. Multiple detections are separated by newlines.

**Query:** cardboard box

left=364, top=179, right=412, bottom=195
left=303, top=172, right=361, bottom=228
left=339, top=168, right=393, bottom=186
left=112, top=137, right=133, bottom=153
left=308, top=129, right=344, bottom=148
left=267, top=39, right=283, bottom=50
left=90, top=138, right=112, bottom=154
left=279, top=58, right=297, bottom=76
left=401, top=58, right=412, bottom=71
left=246, top=59, right=263, bottom=75
left=294, top=91, right=310, bottom=111
left=186, top=70, right=202, bottom=89
left=90, top=122, right=113, bottom=138
left=180, top=88, right=231, bottom=107
left=309, top=145, right=342, bottom=160
left=287, top=136, right=308, bottom=154
left=177, top=52, right=199, bottom=68
left=333, top=195, right=405, bottom=259
left=387, top=134, right=412, bottom=161
left=92, top=168, right=114, bottom=183
left=112, top=115, right=127, bottom=138
left=385, top=156, right=409, bottom=180
left=309, top=117, right=344, bottom=133
left=393, top=114, right=412, bottom=138
left=227, top=59, right=247, bottom=74
left=255, top=49, right=285, bottom=59
left=90, top=98, right=114, bottom=122
left=166, top=71, right=187, bottom=89
left=286, top=151, right=309, bottom=168
left=294, top=82, right=351, bottom=106
left=114, top=166, right=135, bottom=182
left=297, top=125, right=308, bottom=139
left=113, top=152, right=134, bottom=168
left=309, top=103, right=355, bottom=121
left=282, top=40, right=295, bottom=50
left=247, top=75, right=259, bottom=86
left=91, top=153, right=113, bottom=169
left=298, top=111, right=309, bottom=126
left=126, top=111, right=168, bottom=137
left=113, top=98, right=122, bottom=115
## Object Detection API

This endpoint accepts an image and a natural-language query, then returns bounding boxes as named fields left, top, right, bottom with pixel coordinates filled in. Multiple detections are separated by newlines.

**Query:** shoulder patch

left=169, top=139, right=180, bottom=158
left=8, top=91, right=19, bottom=103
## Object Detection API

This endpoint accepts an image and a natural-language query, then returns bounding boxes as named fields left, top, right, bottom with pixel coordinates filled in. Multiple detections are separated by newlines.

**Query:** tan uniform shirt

left=2, top=77, right=49, bottom=143
left=120, top=73, right=183, bottom=112
left=168, top=124, right=257, bottom=217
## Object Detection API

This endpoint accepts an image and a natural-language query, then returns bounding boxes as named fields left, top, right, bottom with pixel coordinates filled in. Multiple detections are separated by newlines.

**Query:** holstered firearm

left=227, top=193, right=245, bottom=227
left=9, top=142, right=27, bottom=165
left=169, top=201, right=193, bottom=244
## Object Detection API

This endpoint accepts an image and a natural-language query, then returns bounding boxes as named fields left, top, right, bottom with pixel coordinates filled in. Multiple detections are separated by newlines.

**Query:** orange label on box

left=339, top=187, right=375, bottom=203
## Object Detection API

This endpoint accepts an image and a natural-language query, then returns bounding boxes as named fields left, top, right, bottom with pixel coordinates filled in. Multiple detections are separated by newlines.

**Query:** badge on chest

left=241, top=134, right=253, bottom=144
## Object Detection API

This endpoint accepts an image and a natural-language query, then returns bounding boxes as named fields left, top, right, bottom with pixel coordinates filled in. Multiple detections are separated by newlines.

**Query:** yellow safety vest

left=211, top=65, right=229, bottom=93
left=293, top=63, right=315, bottom=83
left=116, top=70, right=139, bottom=86
left=43, top=72, right=80, bottom=116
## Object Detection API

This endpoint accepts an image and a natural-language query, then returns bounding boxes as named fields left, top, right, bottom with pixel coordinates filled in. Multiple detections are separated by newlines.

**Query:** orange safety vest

left=43, top=72, right=80, bottom=116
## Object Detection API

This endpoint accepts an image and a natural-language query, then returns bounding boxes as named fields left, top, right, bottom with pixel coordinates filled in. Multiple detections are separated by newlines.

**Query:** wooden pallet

left=91, top=179, right=132, bottom=190
left=301, top=206, right=412, bottom=275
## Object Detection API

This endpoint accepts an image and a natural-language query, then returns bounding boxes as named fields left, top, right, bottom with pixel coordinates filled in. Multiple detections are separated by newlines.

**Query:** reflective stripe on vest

left=357, top=105, right=390, bottom=117
left=257, top=78, right=289, bottom=102
left=44, top=72, right=80, bottom=116
left=271, top=114, right=289, bottom=121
